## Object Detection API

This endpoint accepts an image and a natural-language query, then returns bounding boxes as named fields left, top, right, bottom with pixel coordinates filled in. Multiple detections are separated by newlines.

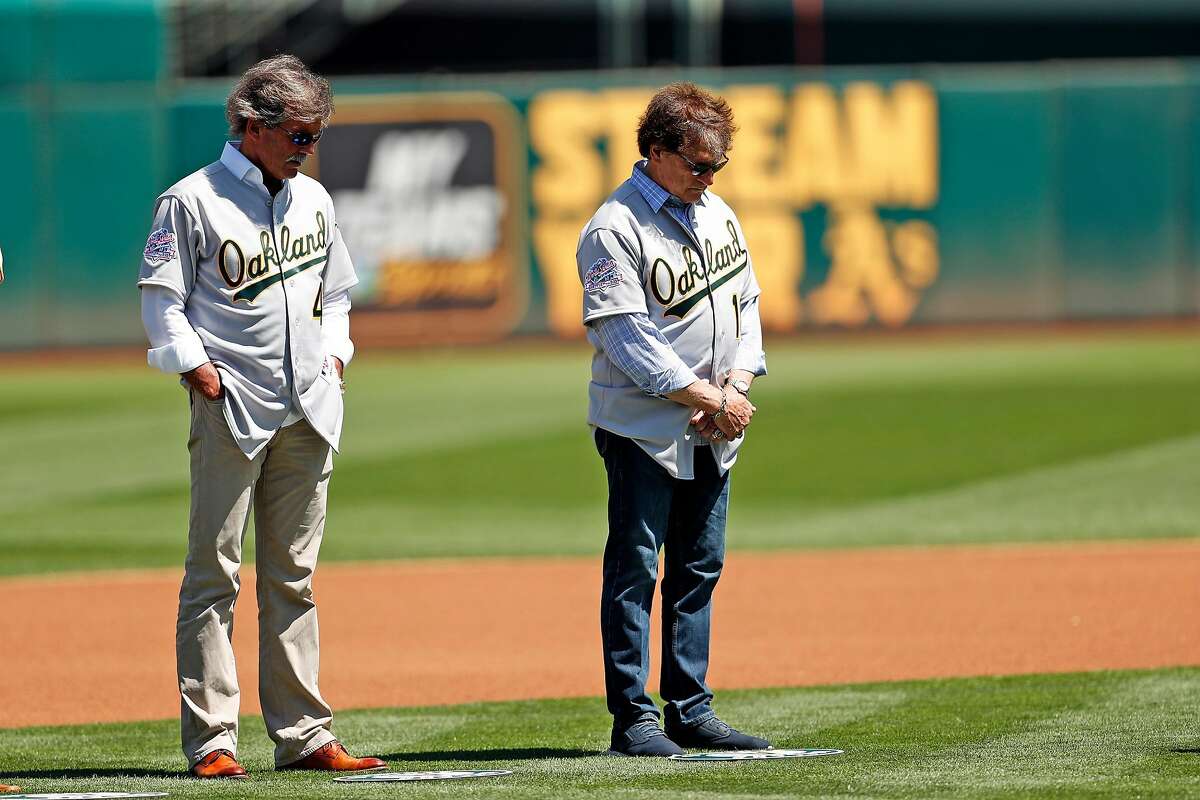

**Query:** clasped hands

left=691, top=385, right=755, bottom=443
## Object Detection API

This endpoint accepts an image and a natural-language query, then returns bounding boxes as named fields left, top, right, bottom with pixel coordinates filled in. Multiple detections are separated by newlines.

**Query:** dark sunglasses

left=673, top=151, right=729, bottom=176
left=277, top=126, right=324, bottom=146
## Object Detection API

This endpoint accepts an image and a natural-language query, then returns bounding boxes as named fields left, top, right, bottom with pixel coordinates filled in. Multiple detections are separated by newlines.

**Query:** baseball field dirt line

left=2, top=540, right=1197, bottom=729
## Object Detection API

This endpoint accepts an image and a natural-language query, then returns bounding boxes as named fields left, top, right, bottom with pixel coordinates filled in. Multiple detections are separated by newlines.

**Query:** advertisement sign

left=311, top=93, right=528, bottom=343
left=528, top=81, right=940, bottom=335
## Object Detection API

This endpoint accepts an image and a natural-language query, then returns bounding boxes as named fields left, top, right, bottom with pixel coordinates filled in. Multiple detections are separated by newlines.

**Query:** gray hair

left=225, top=54, right=333, bottom=137
left=637, top=82, right=736, bottom=160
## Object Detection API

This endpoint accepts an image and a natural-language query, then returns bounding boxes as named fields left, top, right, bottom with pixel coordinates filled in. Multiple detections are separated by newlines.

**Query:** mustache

left=287, top=154, right=308, bottom=165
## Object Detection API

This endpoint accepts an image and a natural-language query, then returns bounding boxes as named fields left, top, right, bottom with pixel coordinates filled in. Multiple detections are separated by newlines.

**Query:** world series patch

left=584, top=257, right=623, bottom=292
left=143, top=228, right=177, bottom=263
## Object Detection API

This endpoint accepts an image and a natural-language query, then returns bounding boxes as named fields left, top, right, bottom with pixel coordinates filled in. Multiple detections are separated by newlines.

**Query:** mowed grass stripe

left=5, top=334, right=1195, bottom=509
left=1, top=426, right=1195, bottom=573
left=0, top=669, right=1197, bottom=798
left=739, top=433, right=1200, bottom=548
left=1, top=333, right=1197, bottom=576
left=736, top=376, right=1200, bottom=507
left=858, top=677, right=1101, bottom=794
left=859, top=670, right=1196, bottom=797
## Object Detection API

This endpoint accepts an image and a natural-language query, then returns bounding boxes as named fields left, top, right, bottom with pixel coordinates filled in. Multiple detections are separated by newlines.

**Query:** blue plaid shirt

left=591, top=312, right=699, bottom=397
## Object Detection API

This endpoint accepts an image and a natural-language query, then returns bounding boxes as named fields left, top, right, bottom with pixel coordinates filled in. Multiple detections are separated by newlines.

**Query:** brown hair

left=636, top=82, right=736, bottom=159
left=225, top=54, right=333, bottom=137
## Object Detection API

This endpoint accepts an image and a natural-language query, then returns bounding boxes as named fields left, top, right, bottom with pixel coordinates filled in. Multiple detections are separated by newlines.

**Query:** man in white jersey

left=577, top=83, right=770, bottom=757
left=138, top=55, right=385, bottom=779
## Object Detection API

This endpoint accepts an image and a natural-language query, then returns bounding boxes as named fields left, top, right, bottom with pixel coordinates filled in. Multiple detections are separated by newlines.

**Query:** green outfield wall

left=0, top=2, right=1197, bottom=347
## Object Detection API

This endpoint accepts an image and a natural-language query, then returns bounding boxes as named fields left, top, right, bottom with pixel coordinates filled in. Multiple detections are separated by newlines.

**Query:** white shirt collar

left=220, top=141, right=286, bottom=196
left=220, top=141, right=257, bottom=180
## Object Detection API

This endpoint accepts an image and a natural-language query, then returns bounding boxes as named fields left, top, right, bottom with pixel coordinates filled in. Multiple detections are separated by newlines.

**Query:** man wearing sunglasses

left=138, top=55, right=384, bottom=779
left=577, top=83, right=769, bottom=756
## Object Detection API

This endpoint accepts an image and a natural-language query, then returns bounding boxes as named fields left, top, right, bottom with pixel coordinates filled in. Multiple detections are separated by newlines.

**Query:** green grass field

left=1, top=331, right=1196, bottom=575
left=2, top=331, right=1197, bottom=799
left=1, top=669, right=1197, bottom=798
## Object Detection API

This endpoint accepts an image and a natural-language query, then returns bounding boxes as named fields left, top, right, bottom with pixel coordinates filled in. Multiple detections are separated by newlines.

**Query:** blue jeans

left=594, top=428, right=729, bottom=730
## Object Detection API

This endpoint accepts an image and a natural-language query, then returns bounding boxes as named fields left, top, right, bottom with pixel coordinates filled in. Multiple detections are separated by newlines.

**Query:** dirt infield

left=3, top=540, right=1197, bottom=729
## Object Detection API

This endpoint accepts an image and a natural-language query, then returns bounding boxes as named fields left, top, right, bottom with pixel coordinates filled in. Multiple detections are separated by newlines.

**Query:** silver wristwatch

left=727, top=378, right=751, bottom=397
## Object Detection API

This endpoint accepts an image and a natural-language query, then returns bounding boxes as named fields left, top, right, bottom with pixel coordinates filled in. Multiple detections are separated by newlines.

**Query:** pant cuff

left=189, top=737, right=237, bottom=769
left=669, top=707, right=716, bottom=730
left=275, top=728, right=338, bottom=768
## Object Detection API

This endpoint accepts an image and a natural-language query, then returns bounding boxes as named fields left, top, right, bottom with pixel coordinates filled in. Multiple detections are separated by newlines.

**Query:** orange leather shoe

left=279, top=741, right=386, bottom=772
left=191, top=749, right=248, bottom=779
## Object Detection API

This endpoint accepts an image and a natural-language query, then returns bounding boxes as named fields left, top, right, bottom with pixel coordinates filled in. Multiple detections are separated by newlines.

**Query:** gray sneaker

left=609, top=720, right=685, bottom=757
left=666, top=717, right=772, bottom=750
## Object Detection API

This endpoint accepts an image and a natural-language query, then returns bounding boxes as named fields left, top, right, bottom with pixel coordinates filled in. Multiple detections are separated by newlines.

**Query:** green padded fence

left=0, top=0, right=1196, bottom=349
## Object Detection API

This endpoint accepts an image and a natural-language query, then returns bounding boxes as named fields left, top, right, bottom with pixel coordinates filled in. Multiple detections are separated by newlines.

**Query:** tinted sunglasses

left=278, top=126, right=324, bottom=146
left=674, top=151, right=729, bottom=176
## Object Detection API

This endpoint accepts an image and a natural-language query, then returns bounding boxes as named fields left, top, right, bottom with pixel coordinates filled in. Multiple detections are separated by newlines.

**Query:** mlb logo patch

left=143, top=228, right=178, bottom=263
left=584, top=257, right=622, bottom=292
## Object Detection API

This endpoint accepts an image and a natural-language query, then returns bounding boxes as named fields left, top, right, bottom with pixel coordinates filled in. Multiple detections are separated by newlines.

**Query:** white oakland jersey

left=138, top=142, right=358, bottom=457
left=577, top=179, right=762, bottom=478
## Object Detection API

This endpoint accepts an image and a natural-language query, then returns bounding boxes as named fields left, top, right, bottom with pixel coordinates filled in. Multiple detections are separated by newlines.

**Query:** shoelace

left=701, top=719, right=731, bottom=734
left=628, top=721, right=667, bottom=739
left=198, top=749, right=233, bottom=766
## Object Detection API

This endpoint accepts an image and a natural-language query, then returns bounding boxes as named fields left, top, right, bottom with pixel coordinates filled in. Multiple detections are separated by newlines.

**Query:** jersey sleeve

left=730, top=212, right=762, bottom=302
left=141, top=283, right=210, bottom=375
left=320, top=288, right=354, bottom=367
left=577, top=227, right=647, bottom=324
left=732, top=294, right=767, bottom=377
left=136, top=195, right=199, bottom=301
left=323, top=203, right=359, bottom=298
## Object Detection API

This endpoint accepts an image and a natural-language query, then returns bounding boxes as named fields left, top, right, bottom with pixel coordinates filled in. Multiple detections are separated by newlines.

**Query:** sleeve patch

left=143, top=228, right=178, bottom=263
left=584, top=257, right=623, bottom=292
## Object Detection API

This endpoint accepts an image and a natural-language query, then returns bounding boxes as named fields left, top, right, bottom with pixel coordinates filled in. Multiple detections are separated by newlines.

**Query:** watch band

left=728, top=378, right=751, bottom=397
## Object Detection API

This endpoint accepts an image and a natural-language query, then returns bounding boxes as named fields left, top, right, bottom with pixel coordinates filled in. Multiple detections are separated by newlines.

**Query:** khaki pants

left=177, top=390, right=337, bottom=768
